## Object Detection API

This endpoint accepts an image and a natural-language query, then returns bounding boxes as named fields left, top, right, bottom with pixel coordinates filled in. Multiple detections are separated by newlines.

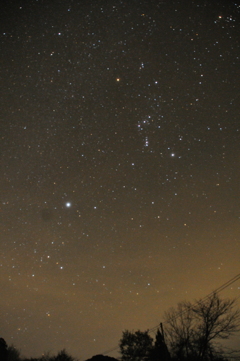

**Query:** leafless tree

left=164, top=293, right=240, bottom=360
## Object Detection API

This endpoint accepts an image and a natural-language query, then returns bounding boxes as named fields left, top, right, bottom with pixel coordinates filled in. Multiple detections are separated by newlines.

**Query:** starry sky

left=1, top=0, right=240, bottom=359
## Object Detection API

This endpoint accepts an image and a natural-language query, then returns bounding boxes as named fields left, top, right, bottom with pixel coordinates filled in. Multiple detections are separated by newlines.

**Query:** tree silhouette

left=150, top=326, right=171, bottom=361
left=85, top=355, right=118, bottom=361
left=0, top=338, right=8, bottom=361
left=7, top=344, right=21, bottom=361
left=164, top=293, right=240, bottom=360
left=51, top=349, right=76, bottom=361
left=119, top=330, right=153, bottom=361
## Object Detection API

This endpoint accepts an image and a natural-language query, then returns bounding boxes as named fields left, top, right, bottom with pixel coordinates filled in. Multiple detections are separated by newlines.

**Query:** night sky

left=1, top=0, right=240, bottom=359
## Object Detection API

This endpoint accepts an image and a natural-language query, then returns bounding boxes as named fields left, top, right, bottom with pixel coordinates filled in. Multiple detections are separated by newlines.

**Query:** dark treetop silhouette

left=0, top=338, right=8, bottom=361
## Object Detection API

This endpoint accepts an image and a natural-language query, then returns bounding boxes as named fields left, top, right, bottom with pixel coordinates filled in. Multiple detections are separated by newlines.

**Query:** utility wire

left=148, top=272, right=240, bottom=334
left=102, top=272, right=240, bottom=355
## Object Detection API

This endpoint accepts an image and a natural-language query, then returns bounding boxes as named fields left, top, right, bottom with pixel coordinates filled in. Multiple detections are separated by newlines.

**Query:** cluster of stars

left=1, top=0, right=240, bottom=359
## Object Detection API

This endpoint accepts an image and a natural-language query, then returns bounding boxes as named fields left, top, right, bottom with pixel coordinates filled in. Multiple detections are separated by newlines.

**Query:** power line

left=148, top=272, right=240, bottom=334
left=102, top=346, right=120, bottom=356
left=101, top=272, right=240, bottom=356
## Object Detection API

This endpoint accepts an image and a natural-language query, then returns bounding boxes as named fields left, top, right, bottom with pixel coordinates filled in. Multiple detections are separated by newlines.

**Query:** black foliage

left=0, top=338, right=8, bottom=361
left=52, top=349, right=76, bottom=361
left=85, top=355, right=119, bottom=361
left=150, top=328, right=171, bottom=361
